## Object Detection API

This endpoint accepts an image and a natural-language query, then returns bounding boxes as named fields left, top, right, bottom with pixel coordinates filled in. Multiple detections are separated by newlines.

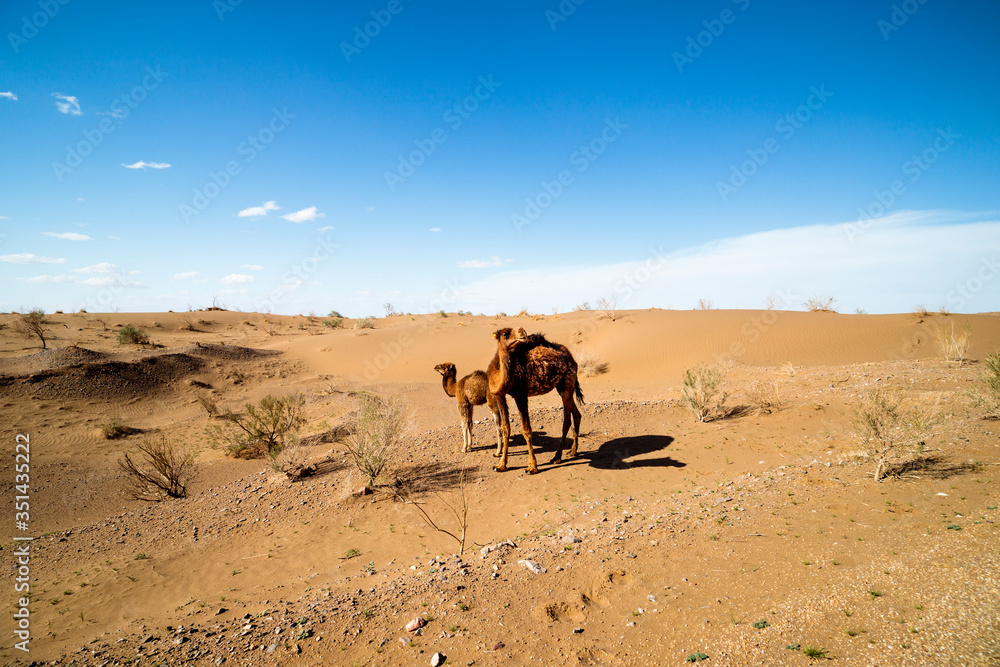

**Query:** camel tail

left=575, top=383, right=585, bottom=405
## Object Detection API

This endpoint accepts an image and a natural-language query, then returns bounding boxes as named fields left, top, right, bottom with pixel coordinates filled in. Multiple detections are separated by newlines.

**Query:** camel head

left=434, top=362, right=456, bottom=378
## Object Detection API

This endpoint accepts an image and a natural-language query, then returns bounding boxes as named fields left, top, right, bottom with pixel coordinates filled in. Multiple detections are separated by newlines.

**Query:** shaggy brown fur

left=434, top=362, right=503, bottom=454
left=487, top=327, right=583, bottom=474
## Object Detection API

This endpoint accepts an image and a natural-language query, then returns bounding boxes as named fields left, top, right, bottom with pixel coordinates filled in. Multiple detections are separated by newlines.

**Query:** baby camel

left=434, top=362, right=504, bottom=454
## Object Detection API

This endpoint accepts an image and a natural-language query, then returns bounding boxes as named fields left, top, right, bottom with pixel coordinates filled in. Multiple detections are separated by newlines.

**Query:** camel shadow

left=501, top=431, right=682, bottom=472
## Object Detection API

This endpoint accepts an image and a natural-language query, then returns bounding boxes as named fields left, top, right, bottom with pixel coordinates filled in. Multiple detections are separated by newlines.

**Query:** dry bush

left=781, top=361, right=796, bottom=377
left=14, top=308, right=49, bottom=349
left=804, top=296, right=836, bottom=312
left=852, top=386, right=939, bottom=482
left=101, top=417, right=136, bottom=439
left=745, top=380, right=782, bottom=415
left=179, top=316, right=198, bottom=332
left=935, top=321, right=971, bottom=364
left=344, top=393, right=404, bottom=492
left=696, top=299, right=713, bottom=310
left=117, top=324, right=150, bottom=345
left=575, top=348, right=609, bottom=377
left=968, top=351, right=1000, bottom=419
left=681, top=364, right=728, bottom=423
left=395, top=462, right=475, bottom=556
left=323, top=318, right=343, bottom=329
left=354, top=317, right=375, bottom=330
left=764, top=295, right=777, bottom=310
left=195, top=391, right=220, bottom=417
left=212, top=393, right=306, bottom=458
left=119, top=434, right=196, bottom=501
left=913, top=305, right=929, bottom=318
left=596, top=296, right=618, bottom=321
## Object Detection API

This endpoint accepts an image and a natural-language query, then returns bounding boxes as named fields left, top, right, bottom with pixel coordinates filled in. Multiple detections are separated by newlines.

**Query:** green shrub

left=354, top=317, right=375, bottom=330
left=323, top=318, right=343, bottom=329
left=969, top=351, right=1000, bottom=418
left=344, top=394, right=404, bottom=492
left=211, top=393, right=306, bottom=458
left=118, top=324, right=150, bottom=345
left=681, top=364, right=727, bottom=422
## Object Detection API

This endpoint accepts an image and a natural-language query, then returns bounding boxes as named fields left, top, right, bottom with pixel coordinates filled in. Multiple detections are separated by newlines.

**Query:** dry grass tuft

left=681, top=364, right=728, bottom=422
left=343, top=393, right=405, bottom=492
left=575, top=348, right=609, bottom=377
left=852, top=386, right=939, bottom=481
left=935, top=321, right=971, bottom=364
left=745, top=380, right=782, bottom=415
left=804, top=296, right=836, bottom=312
left=968, top=350, right=1000, bottom=419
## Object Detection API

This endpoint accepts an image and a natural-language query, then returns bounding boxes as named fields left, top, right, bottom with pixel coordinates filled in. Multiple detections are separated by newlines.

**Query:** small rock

left=431, top=651, right=447, bottom=666
left=518, top=559, right=547, bottom=574
left=561, top=536, right=582, bottom=544
left=215, top=607, right=228, bottom=616
left=573, top=627, right=584, bottom=634
left=406, top=617, right=426, bottom=632
left=267, top=643, right=277, bottom=654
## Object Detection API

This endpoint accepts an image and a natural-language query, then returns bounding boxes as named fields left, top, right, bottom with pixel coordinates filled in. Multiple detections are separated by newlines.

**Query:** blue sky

left=1, top=1, right=998, bottom=316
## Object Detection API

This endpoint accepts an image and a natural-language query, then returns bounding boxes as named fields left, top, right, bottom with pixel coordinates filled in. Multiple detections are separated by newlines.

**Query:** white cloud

left=282, top=206, right=324, bottom=224
left=317, top=225, right=334, bottom=232
left=240, top=264, right=263, bottom=271
left=429, top=227, right=442, bottom=233
left=98, top=109, right=126, bottom=119
left=446, top=211, right=1000, bottom=315
left=17, top=274, right=76, bottom=284
left=42, top=232, right=92, bottom=241
left=108, top=235, right=121, bottom=241
left=1, top=253, right=66, bottom=264
left=221, top=273, right=254, bottom=285
left=80, top=275, right=141, bottom=287
left=238, top=201, right=280, bottom=218
left=122, top=161, right=171, bottom=169
left=73, top=262, right=119, bottom=274
left=172, top=271, right=199, bottom=281
left=0, top=215, right=8, bottom=220
left=458, top=257, right=507, bottom=269
left=0, top=91, right=17, bottom=101
left=52, top=93, right=81, bottom=116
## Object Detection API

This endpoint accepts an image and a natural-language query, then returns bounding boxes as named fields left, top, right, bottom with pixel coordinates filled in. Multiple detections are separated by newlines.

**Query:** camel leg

left=569, top=399, right=581, bottom=458
left=514, top=394, right=538, bottom=474
left=494, top=396, right=511, bottom=472
left=488, top=393, right=504, bottom=457
left=459, top=403, right=473, bottom=453
left=550, top=391, right=573, bottom=465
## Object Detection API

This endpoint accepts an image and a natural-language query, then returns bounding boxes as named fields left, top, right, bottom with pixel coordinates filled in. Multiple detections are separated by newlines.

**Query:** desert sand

left=2, top=308, right=999, bottom=666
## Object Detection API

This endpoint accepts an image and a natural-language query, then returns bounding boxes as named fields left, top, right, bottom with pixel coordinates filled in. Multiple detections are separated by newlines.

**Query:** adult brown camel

left=488, top=327, right=583, bottom=474
left=434, top=363, right=504, bottom=454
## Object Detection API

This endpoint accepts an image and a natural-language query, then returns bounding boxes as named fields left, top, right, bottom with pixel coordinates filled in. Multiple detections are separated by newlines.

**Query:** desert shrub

left=681, top=364, right=728, bottom=422
left=195, top=391, right=219, bottom=417
left=344, top=393, right=404, bottom=492
left=968, top=351, right=1000, bottom=419
left=804, top=296, right=836, bottom=312
left=913, top=305, right=929, bottom=318
left=322, top=318, right=343, bottom=329
left=852, top=386, right=939, bottom=481
left=575, top=348, right=609, bottom=377
left=596, top=296, right=619, bottom=321
left=179, top=316, right=198, bottom=332
left=119, top=434, right=196, bottom=501
left=101, top=417, right=135, bottom=439
left=745, top=380, right=782, bottom=415
left=384, top=303, right=398, bottom=317
left=212, top=393, right=306, bottom=458
left=14, top=308, right=49, bottom=349
left=118, top=324, right=150, bottom=345
left=328, top=310, right=343, bottom=318
left=354, top=317, right=375, bottom=330
left=696, top=299, right=713, bottom=310
left=935, top=321, right=971, bottom=363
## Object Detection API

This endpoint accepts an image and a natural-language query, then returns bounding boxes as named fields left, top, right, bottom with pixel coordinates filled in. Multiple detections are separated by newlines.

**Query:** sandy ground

left=1, top=308, right=999, bottom=666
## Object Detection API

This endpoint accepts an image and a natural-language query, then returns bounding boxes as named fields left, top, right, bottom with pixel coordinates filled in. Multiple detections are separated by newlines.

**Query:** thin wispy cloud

left=221, top=273, right=254, bottom=285
left=1, top=253, right=66, bottom=264
left=0, top=91, right=17, bottom=101
left=42, top=232, right=92, bottom=241
left=458, top=257, right=508, bottom=269
left=80, top=275, right=141, bottom=287
left=72, top=263, right=139, bottom=275
left=429, top=227, right=442, bottom=233
left=317, top=225, right=334, bottom=232
left=238, top=201, right=280, bottom=218
left=52, top=93, right=82, bottom=115
left=172, top=271, right=199, bottom=281
left=281, top=206, right=324, bottom=224
left=18, top=274, right=76, bottom=284
left=122, top=161, right=171, bottom=169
